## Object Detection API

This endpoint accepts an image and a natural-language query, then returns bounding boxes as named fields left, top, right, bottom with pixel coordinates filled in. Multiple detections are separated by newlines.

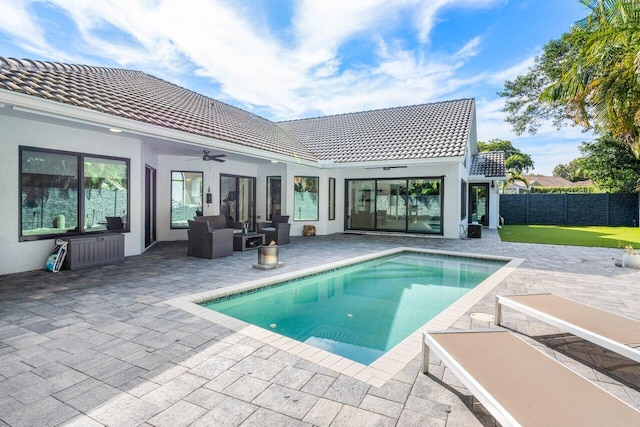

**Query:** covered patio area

left=1, top=231, right=639, bottom=426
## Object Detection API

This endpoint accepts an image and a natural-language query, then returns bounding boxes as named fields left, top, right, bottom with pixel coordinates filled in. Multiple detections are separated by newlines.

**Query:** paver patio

left=1, top=231, right=639, bottom=426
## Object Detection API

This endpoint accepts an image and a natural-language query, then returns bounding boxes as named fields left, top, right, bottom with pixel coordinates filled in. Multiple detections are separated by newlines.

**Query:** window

left=267, top=176, right=281, bottom=219
left=171, top=171, right=203, bottom=229
left=294, top=176, right=319, bottom=221
left=461, top=180, right=467, bottom=220
left=328, top=178, right=336, bottom=220
left=20, top=147, right=129, bottom=240
left=84, top=157, right=128, bottom=231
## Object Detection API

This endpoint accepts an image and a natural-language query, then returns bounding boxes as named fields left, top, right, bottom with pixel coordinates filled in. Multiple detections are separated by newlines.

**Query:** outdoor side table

left=233, top=232, right=265, bottom=251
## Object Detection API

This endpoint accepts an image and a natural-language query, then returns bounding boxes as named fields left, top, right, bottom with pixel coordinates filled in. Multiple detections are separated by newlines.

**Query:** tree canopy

left=478, top=138, right=535, bottom=174
left=500, top=0, right=640, bottom=158
left=553, top=158, right=588, bottom=182
left=578, top=135, right=640, bottom=192
left=478, top=138, right=534, bottom=187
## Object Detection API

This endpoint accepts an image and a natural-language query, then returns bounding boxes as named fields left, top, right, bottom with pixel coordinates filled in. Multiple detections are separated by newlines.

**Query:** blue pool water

left=202, top=252, right=505, bottom=364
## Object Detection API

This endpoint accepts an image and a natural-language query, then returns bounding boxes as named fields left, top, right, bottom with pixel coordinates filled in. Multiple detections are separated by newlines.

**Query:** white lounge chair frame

left=422, top=330, right=519, bottom=426
left=422, top=329, right=640, bottom=427
left=495, top=293, right=640, bottom=363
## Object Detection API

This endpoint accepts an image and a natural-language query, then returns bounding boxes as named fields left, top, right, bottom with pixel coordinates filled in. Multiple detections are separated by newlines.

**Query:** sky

left=0, top=0, right=593, bottom=174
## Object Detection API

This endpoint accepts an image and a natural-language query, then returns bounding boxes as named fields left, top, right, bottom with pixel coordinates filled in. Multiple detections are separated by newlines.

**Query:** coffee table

left=233, top=232, right=265, bottom=251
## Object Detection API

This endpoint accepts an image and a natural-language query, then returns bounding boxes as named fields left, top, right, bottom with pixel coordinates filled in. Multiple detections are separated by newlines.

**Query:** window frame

left=266, top=176, right=282, bottom=220
left=328, top=177, right=336, bottom=221
left=170, top=170, right=204, bottom=229
left=19, top=146, right=130, bottom=241
left=461, top=179, right=467, bottom=221
left=293, top=176, right=319, bottom=221
left=344, top=176, right=444, bottom=235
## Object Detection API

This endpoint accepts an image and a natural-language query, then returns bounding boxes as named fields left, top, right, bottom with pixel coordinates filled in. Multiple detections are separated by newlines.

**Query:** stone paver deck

left=1, top=231, right=639, bottom=426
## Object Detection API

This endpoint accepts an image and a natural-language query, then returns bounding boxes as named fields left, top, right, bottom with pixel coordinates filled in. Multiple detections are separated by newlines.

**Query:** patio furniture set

left=422, top=293, right=640, bottom=426
left=187, top=214, right=291, bottom=259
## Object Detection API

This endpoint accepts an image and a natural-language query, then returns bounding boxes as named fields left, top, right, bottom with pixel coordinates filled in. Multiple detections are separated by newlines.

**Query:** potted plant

left=622, top=245, right=640, bottom=269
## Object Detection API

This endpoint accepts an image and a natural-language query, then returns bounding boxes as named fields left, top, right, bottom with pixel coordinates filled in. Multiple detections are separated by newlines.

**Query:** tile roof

left=470, top=151, right=506, bottom=177
left=525, top=175, right=575, bottom=187
left=278, top=99, right=475, bottom=163
left=0, top=57, right=478, bottom=165
left=0, top=57, right=316, bottom=161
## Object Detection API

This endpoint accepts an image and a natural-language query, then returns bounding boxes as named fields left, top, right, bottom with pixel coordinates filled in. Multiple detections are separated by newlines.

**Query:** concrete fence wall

left=500, top=193, right=639, bottom=226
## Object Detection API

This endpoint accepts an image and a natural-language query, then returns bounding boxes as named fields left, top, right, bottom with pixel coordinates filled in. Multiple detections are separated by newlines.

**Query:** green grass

left=497, top=225, right=640, bottom=249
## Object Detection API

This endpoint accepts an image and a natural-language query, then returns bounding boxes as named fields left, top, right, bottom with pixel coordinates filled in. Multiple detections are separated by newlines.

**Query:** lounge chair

left=495, top=293, right=640, bottom=363
left=422, top=329, right=640, bottom=426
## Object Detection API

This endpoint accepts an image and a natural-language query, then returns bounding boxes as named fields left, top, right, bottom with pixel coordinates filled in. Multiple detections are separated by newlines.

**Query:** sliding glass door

left=346, top=177, right=443, bottom=234
left=220, top=174, right=256, bottom=229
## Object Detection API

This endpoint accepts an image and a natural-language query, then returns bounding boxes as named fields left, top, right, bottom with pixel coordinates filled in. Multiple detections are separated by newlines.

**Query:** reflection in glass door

left=346, top=178, right=443, bottom=234
left=346, top=180, right=375, bottom=229
left=407, top=179, right=442, bottom=233
left=469, top=183, right=489, bottom=226
left=221, top=174, right=256, bottom=229
left=375, top=180, right=406, bottom=231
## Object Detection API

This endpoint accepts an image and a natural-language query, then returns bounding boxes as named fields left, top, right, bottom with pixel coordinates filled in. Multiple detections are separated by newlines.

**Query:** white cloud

left=0, top=0, right=495, bottom=118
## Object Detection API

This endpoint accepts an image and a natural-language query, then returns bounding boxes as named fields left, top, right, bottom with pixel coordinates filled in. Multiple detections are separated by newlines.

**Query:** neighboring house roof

left=575, top=179, right=593, bottom=187
left=278, top=99, right=475, bottom=163
left=0, top=57, right=480, bottom=166
left=525, top=175, right=575, bottom=187
left=469, top=151, right=506, bottom=178
left=0, top=57, right=316, bottom=161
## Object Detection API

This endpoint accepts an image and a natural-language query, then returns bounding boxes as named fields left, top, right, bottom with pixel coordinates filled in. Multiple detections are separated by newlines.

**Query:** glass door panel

left=220, top=175, right=237, bottom=225
left=238, top=177, right=255, bottom=227
left=375, top=180, right=406, bottom=231
left=469, top=184, right=489, bottom=226
left=346, top=180, right=375, bottom=229
left=407, top=178, right=442, bottom=234
left=221, top=174, right=256, bottom=230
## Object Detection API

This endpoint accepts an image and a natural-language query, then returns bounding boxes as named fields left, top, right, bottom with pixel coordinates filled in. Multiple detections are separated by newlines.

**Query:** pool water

left=202, top=252, right=505, bottom=364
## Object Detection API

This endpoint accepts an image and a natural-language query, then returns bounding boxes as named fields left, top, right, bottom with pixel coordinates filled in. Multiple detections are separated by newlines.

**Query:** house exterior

left=0, top=57, right=505, bottom=274
left=505, top=175, right=593, bottom=194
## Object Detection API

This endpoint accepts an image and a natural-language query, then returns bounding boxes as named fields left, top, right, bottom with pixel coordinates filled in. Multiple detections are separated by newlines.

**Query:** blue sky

left=0, top=0, right=591, bottom=174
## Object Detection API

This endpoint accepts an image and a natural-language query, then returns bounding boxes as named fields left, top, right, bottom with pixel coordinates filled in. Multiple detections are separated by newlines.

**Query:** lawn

left=498, top=225, right=640, bottom=249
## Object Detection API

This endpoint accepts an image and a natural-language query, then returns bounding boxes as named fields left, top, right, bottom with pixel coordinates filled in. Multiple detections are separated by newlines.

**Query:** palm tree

left=540, top=0, right=640, bottom=158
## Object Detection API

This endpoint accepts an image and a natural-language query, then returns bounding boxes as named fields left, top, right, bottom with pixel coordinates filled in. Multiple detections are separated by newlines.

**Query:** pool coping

left=166, top=247, right=524, bottom=387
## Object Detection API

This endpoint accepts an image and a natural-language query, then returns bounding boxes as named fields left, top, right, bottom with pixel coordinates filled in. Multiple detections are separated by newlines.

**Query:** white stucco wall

left=0, top=106, right=478, bottom=274
left=0, top=112, right=145, bottom=275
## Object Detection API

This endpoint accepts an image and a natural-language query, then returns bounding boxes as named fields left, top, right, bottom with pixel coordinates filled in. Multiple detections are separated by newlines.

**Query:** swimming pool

left=200, top=251, right=506, bottom=364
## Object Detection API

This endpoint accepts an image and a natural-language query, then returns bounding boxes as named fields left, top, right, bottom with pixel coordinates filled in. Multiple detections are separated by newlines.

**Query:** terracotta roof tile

left=0, top=57, right=479, bottom=165
left=0, top=57, right=316, bottom=161
left=278, top=99, right=474, bottom=163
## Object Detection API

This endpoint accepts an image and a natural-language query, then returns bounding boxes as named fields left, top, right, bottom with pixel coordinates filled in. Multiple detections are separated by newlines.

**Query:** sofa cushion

left=272, top=215, right=289, bottom=224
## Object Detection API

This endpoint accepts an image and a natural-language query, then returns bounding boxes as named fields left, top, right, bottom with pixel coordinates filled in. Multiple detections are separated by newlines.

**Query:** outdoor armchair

left=106, top=216, right=124, bottom=230
left=187, top=219, right=234, bottom=259
left=257, top=214, right=291, bottom=245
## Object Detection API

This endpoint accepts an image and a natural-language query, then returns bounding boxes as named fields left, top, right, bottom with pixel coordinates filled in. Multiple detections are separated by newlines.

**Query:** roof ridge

left=0, top=57, right=142, bottom=75
left=276, top=98, right=475, bottom=124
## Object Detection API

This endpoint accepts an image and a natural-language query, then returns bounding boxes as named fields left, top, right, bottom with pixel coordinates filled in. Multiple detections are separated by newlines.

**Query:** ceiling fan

left=198, top=150, right=226, bottom=162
